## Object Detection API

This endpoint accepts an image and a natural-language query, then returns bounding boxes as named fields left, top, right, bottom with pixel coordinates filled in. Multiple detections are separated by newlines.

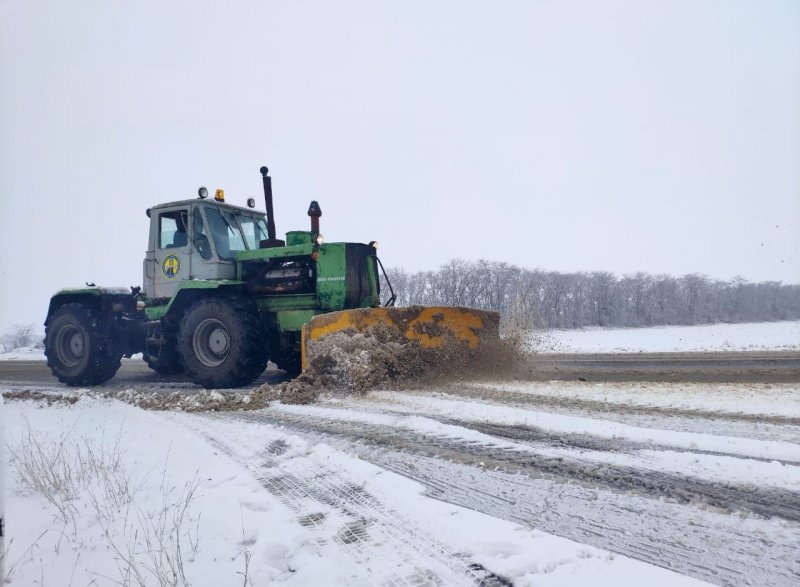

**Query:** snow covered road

left=4, top=376, right=799, bottom=586
left=195, top=382, right=800, bottom=586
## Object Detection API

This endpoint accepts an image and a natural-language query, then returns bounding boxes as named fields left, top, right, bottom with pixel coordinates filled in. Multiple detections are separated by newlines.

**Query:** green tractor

left=44, top=166, right=495, bottom=389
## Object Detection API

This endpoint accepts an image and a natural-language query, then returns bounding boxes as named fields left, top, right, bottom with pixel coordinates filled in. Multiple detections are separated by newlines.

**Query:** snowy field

left=536, top=320, right=800, bottom=353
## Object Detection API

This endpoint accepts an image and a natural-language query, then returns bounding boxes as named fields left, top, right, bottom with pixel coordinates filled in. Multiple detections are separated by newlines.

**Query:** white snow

left=0, top=347, right=144, bottom=361
left=0, top=345, right=45, bottom=361
left=3, top=395, right=708, bottom=586
left=534, top=320, right=800, bottom=353
left=474, top=380, right=800, bottom=419
left=355, top=393, right=800, bottom=463
left=4, top=398, right=284, bottom=585
left=275, top=399, right=800, bottom=491
left=0, top=394, right=5, bottom=582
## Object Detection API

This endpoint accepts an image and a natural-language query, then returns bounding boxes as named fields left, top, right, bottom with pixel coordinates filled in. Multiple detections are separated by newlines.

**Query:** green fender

left=45, top=287, right=134, bottom=323
left=144, top=280, right=246, bottom=322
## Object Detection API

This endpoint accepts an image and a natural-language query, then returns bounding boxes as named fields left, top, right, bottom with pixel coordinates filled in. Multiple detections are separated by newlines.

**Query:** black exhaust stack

left=308, top=201, right=322, bottom=234
left=259, top=166, right=285, bottom=248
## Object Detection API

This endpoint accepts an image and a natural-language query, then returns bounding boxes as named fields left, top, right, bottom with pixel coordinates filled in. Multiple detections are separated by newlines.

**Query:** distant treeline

left=381, top=259, right=800, bottom=329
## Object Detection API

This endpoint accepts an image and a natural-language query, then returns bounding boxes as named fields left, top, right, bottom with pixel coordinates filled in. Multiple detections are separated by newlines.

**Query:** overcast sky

left=1, top=0, right=798, bottom=334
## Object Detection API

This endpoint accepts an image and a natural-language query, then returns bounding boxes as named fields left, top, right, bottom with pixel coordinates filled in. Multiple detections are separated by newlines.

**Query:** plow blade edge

left=300, top=306, right=500, bottom=371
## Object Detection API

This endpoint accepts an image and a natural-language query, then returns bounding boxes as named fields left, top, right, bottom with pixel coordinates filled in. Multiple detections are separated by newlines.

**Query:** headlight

left=369, top=240, right=378, bottom=250
left=198, top=186, right=209, bottom=199
left=315, top=234, right=325, bottom=246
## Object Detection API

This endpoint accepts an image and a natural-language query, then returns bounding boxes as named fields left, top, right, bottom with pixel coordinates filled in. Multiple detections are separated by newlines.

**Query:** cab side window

left=159, top=210, right=188, bottom=248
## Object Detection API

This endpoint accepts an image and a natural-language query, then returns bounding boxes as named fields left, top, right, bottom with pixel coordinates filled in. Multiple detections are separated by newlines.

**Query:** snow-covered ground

left=0, top=344, right=44, bottom=360
left=2, top=396, right=709, bottom=586
left=537, top=320, right=800, bottom=353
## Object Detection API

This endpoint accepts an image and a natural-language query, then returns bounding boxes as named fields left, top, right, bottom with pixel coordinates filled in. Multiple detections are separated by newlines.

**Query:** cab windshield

left=204, top=207, right=268, bottom=260
left=205, top=207, right=246, bottom=261
left=239, top=216, right=270, bottom=249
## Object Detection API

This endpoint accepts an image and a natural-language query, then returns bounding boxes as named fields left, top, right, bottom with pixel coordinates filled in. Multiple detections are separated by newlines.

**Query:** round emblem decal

left=162, top=255, right=181, bottom=278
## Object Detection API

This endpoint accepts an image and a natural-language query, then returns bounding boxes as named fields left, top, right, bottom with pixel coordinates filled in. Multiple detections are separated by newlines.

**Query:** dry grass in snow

left=6, top=418, right=202, bottom=586
left=2, top=398, right=279, bottom=586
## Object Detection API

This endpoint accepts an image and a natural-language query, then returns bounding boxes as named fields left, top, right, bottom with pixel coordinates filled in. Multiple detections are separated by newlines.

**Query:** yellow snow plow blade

left=301, top=306, right=500, bottom=371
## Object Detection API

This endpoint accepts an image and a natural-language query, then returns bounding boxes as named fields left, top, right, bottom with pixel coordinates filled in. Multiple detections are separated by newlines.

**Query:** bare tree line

left=0, top=324, right=37, bottom=352
left=381, top=259, right=800, bottom=329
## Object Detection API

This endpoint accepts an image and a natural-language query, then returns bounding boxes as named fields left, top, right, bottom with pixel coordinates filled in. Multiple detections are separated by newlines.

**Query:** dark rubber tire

left=275, top=350, right=302, bottom=378
left=45, top=303, right=122, bottom=386
left=177, top=297, right=269, bottom=388
left=144, top=341, right=184, bottom=375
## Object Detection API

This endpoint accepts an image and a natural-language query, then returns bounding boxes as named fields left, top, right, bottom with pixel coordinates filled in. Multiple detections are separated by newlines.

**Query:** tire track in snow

left=182, top=418, right=512, bottom=587
left=213, top=410, right=800, bottom=587
left=447, top=420, right=800, bottom=466
left=444, top=383, right=800, bottom=427
left=376, top=454, right=800, bottom=587
left=231, top=409, right=800, bottom=523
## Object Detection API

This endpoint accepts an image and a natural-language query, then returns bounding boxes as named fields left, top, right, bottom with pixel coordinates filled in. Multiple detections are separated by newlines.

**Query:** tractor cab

left=143, top=198, right=269, bottom=300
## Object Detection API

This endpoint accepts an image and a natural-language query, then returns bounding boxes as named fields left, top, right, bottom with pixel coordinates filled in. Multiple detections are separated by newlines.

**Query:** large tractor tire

left=177, top=297, right=269, bottom=388
left=275, top=350, right=301, bottom=378
left=45, top=303, right=122, bottom=386
left=144, top=347, right=184, bottom=375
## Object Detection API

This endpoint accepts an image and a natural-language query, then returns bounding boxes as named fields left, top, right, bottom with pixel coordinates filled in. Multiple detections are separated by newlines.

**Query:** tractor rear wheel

left=177, top=297, right=268, bottom=388
left=45, top=303, right=122, bottom=386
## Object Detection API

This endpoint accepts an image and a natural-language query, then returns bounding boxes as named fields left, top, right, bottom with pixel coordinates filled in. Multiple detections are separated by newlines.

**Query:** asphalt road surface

left=1, top=351, right=797, bottom=387
left=526, top=351, right=800, bottom=383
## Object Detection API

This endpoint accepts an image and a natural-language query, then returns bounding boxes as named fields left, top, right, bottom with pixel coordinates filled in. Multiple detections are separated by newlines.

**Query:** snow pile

left=1, top=387, right=266, bottom=413
left=255, top=324, right=524, bottom=404
left=535, top=320, right=800, bottom=354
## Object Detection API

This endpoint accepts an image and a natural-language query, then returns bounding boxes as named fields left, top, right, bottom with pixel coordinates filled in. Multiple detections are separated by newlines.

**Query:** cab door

left=152, top=207, right=191, bottom=299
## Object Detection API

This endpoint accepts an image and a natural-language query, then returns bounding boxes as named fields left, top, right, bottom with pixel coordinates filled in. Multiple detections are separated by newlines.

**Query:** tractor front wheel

left=275, top=350, right=302, bottom=378
left=178, top=297, right=268, bottom=388
left=45, top=303, right=122, bottom=386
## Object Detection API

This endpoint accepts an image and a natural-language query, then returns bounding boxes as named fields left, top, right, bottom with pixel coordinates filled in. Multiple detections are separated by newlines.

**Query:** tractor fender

left=46, top=287, right=136, bottom=325
left=152, top=280, right=247, bottom=324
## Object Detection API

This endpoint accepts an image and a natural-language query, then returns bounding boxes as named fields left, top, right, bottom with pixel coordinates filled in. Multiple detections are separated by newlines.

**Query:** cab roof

left=149, top=199, right=266, bottom=216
